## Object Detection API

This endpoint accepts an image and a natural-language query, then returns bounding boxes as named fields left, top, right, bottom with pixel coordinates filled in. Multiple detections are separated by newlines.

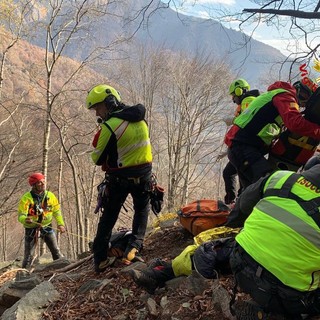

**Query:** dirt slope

left=41, top=223, right=232, bottom=320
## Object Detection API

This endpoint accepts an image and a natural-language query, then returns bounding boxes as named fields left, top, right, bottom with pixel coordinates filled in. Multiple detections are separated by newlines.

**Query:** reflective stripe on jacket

left=91, top=117, right=152, bottom=171
left=18, top=191, right=64, bottom=228
left=236, top=170, right=320, bottom=291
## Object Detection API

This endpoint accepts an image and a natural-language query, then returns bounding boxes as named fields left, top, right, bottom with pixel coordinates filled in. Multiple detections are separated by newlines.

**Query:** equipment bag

left=177, top=199, right=230, bottom=236
left=149, top=173, right=165, bottom=216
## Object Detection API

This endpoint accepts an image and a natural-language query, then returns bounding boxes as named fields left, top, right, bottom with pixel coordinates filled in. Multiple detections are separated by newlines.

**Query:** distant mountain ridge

left=131, top=5, right=286, bottom=85
left=28, top=0, right=287, bottom=86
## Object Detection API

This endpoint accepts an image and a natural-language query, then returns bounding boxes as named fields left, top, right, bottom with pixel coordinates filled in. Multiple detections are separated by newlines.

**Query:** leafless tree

left=158, top=53, right=232, bottom=209
left=0, top=0, right=42, bottom=260
left=126, top=1, right=320, bottom=81
left=30, top=0, right=119, bottom=179
left=21, top=0, right=127, bottom=256
left=115, top=47, right=232, bottom=210
left=0, top=0, right=33, bottom=98
left=233, top=1, right=320, bottom=79
left=49, top=96, right=100, bottom=256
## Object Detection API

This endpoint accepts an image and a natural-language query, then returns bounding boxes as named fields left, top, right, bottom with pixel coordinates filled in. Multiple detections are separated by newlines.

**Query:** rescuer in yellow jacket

left=18, top=173, right=65, bottom=269
left=227, top=157, right=320, bottom=319
left=222, top=78, right=260, bottom=205
left=86, top=84, right=153, bottom=273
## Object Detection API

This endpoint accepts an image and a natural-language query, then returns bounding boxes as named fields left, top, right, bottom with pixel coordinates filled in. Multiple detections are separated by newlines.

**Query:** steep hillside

left=130, top=2, right=286, bottom=84
left=0, top=27, right=124, bottom=263
left=26, top=0, right=289, bottom=86
left=2, top=221, right=320, bottom=320
left=1, top=222, right=232, bottom=320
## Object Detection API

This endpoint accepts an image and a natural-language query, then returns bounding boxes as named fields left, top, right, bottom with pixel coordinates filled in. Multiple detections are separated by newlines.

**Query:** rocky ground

left=1, top=218, right=320, bottom=320
left=41, top=222, right=233, bottom=320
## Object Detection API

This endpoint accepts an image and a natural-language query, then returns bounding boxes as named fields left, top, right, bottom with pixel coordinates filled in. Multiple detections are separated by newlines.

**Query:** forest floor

left=41, top=221, right=234, bottom=320
left=2, top=218, right=320, bottom=320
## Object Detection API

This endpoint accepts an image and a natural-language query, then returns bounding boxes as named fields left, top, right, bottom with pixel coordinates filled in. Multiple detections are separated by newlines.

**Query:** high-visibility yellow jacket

left=236, top=170, right=320, bottom=291
left=240, top=94, right=258, bottom=113
left=18, top=191, right=64, bottom=228
left=91, top=105, right=152, bottom=175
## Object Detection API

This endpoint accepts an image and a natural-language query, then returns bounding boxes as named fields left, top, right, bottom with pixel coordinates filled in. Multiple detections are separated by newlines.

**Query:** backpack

left=269, top=130, right=318, bottom=170
left=177, top=199, right=230, bottom=236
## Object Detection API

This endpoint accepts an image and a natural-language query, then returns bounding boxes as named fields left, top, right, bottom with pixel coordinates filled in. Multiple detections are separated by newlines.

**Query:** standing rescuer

left=225, top=80, right=320, bottom=189
left=18, top=173, right=65, bottom=269
left=86, top=84, right=153, bottom=273
left=222, top=78, right=260, bottom=205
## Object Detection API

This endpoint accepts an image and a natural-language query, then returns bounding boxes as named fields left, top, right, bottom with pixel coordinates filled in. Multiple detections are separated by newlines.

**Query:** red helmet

left=28, top=173, right=45, bottom=186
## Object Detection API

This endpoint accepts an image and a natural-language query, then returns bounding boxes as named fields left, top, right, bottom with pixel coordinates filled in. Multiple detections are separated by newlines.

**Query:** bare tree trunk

left=1, top=219, right=6, bottom=261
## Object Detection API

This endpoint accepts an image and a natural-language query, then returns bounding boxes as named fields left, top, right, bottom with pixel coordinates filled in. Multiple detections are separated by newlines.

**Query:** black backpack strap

left=300, top=200, right=320, bottom=227
left=30, top=191, right=46, bottom=224
left=263, top=173, right=320, bottom=228
left=263, top=173, right=300, bottom=198
left=103, top=122, right=115, bottom=136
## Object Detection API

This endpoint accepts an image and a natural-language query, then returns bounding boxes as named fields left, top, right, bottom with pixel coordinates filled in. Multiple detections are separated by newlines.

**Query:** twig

left=45, top=254, right=93, bottom=277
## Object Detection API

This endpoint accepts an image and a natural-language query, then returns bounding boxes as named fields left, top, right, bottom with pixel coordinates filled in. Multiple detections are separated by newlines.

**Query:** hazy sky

left=171, top=0, right=296, bottom=55
left=169, top=0, right=320, bottom=84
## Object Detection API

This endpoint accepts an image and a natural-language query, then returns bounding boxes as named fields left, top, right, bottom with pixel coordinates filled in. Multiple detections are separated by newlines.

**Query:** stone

left=76, top=279, right=112, bottom=295
left=33, top=258, right=71, bottom=272
left=211, top=280, right=235, bottom=319
left=1, top=281, right=60, bottom=320
left=147, top=297, right=158, bottom=317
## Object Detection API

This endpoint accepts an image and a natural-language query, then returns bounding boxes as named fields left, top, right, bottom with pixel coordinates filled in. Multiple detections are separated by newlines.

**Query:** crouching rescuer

left=86, top=84, right=153, bottom=273
left=228, top=156, right=320, bottom=319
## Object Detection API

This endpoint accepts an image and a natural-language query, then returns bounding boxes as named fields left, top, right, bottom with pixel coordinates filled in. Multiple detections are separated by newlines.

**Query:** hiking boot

left=129, top=269, right=158, bottom=294
left=95, top=256, right=116, bottom=273
left=233, top=300, right=267, bottom=320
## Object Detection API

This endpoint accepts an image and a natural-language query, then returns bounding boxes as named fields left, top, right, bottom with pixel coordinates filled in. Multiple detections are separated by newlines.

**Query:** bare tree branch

left=243, top=8, right=320, bottom=19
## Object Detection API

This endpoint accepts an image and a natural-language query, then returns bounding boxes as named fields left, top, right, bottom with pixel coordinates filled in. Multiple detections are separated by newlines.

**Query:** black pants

left=93, top=172, right=151, bottom=266
left=227, top=144, right=273, bottom=189
left=223, top=161, right=242, bottom=204
left=230, top=244, right=320, bottom=317
left=22, top=226, right=63, bottom=268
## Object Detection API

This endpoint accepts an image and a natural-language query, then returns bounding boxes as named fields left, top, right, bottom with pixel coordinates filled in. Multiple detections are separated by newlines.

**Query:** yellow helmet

left=229, top=79, right=250, bottom=96
left=86, top=84, right=121, bottom=109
